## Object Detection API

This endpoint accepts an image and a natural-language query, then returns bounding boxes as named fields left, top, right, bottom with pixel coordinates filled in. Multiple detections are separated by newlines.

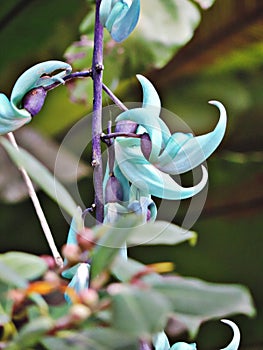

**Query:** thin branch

left=101, top=131, right=141, bottom=141
left=102, top=83, right=128, bottom=111
left=7, top=132, right=63, bottom=268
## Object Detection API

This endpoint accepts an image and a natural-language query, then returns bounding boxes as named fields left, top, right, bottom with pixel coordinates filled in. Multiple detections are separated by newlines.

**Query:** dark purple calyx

left=105, top=175, right=123, bottom=203
left=23, top=87, right=47, bottom=116
left=140, top=133, right=152, bottom=160
left=115, top=120, right=138, bottom=134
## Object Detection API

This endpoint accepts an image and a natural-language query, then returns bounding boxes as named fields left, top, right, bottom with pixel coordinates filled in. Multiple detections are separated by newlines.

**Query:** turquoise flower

left=104, top=175, right=157, bottom=258
left=0, top=60, right=71, bottom=135
left=100, top=0, right=140, bottom=42
left=114, top=75, right=227, bottom=200
left=61, top=208, right=91, bottom=303
left=153, top=320, right=240, bottom=350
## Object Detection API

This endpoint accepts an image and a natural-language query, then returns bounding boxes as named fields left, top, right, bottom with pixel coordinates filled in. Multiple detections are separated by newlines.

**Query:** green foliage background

left=0, top=0, right=262, bottom=348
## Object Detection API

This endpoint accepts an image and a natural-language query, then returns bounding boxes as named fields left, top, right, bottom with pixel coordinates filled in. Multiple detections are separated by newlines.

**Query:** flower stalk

left=6, top=132, right=63, bottom=267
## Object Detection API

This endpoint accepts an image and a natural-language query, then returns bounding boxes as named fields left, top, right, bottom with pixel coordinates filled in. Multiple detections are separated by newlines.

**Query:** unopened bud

left=77, top=228, right=95, bottom=251
left=79, top=289, right=99, bottom=309
left=44, top=270, right=61, bottom=288
left=140, top=133, right=152, bottom=160
left=23, top=87, right=47, bottom=116
left=40, top=255, right=56, bottom=270
left=105, top=175, right=123, bottom=203
left=61, top=244, right=81, bottom=265
left=69, top=304, right=91, bottom=322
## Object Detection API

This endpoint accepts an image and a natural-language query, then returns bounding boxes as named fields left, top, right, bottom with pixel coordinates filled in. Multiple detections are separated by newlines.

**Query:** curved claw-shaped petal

left=101, top=0, right=140, bottom=42
left=116, top=108, right=162, bottom=161
left=155, top=101, right=227, bottom=174
left=220, top=319, right=240, bottom=350
left=0, top=61, right=71, bottom=135
left=136, top=74, right=161, bottom=111
left=64, top=207, right=84, bottom=247
left=99, top=0, right=113, bottom=26
left=115, top=137, right=208, bottom=200
left=11, top=60, right=72, bottom=117
left=116, top=75, right=163, bottom=161
left=0, top=93, right=31, bottom=135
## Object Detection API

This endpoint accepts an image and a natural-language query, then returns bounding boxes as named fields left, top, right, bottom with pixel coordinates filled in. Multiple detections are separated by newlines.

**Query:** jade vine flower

left=104, top=174, right=157, bottom=258
left=114, top=75, right=227, bottom=200
left=0, top=60, right=72, bottom=135
left=62, top=209, right=90, bottom=303
left=100, top=0, right=140, bottom=42
left=153, top=320, right=240, bottom=350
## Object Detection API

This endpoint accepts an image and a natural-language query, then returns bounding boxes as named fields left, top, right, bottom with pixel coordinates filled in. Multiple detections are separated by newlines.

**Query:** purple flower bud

left=115, top=120, right=138, bottom=133
left=105, top=175, right=123, bottom=203
left=140, top=133, right=152, bottom=160
left=23, top=87, right=47, bottom=116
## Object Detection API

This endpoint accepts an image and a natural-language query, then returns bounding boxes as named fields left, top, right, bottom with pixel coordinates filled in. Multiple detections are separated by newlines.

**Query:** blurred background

left=0, top=0, right=262, bottom=348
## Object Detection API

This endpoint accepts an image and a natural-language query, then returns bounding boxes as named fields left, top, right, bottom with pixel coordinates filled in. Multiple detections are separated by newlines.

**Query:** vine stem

left=7, top=132, right=63, bottom=268
left=92, top=0, right=104, bottom=223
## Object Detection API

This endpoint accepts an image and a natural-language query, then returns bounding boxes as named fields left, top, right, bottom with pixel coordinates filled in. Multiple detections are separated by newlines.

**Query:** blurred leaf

left=127, top=220, right=197, bottom=246
left=41, top=336, right=74, bottom=350
left=0, top=137, right=78, bottom=217
left=110, top=285, right=171, bottom=336
left=91, top=215, right=141, bottom=278
left=15, top=128, right=91, bottom=183
left=0, top=252, right=47, bottom=281
left=150, top=276, right=256, bottom=337
left=13, top=316, right=54, bottom=349
left=0, top=127, right=90, bottom=203
left=42, top=328, right=138, bottom=350
left=135, top=0, right=201, bottom=68
left=0, top=260, right=27, bottom=288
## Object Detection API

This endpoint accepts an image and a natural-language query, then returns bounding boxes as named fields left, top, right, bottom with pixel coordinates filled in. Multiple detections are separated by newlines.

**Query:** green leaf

left=0, top=128, right=90, bottom=203
left=0, top=260, right=27, bottom=288
left=91, top=215, right=141, bottom=278
left=0, top=137, right=78, bottom=217
left=0, top=252, right=47, bottom=281
left=110, top=285, right=171, bottom=336
left=150, top=276, right=256, bottom=337
left=111, top=256, right=151, bottom=282
left=42, top=328, right=138, bottom=350
left=127, top=220, right=197, bottom=246
left=14, top=316, right=54, bottom=349
left=134, top=0, right=201, bottom=68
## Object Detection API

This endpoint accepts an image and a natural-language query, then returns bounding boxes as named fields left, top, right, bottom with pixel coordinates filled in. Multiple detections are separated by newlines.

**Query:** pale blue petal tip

left=152, top=331, right=170, bottom=350
left=170, top=342, right=197, bottom=350
left=220, top=319, right=240, bottom=350
left=64, top=263, right=90, bottom=303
